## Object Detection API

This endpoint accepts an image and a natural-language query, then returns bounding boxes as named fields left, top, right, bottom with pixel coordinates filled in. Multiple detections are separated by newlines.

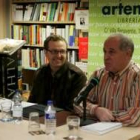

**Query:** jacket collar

left=49, top=61, right=69, bottom=79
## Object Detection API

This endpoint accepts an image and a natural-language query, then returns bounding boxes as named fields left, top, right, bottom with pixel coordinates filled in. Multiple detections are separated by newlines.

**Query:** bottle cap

left=47, top=100, right=53, bottom=105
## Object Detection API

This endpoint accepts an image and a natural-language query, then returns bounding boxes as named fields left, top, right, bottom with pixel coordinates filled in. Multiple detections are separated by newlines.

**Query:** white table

left=0, top=118, right=140, bottom=140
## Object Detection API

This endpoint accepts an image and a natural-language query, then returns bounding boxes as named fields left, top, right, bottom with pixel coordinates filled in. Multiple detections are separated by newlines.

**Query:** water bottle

left=45, top=100, right=56, bottom=135
left=12, top=90, right=23, bottom=123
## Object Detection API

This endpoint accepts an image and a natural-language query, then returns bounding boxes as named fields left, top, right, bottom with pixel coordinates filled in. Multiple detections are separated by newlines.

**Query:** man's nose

left=56, top=51, right=62, bottom=56
left=104, top=53, right=110, bottom=60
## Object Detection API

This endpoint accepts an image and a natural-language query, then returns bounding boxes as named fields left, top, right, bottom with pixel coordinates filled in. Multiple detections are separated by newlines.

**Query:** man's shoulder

left=67, top=62, right=86, bottom=75
left=35, top=64, right=49, bottom=75
left=38, top=64, right=49, bottom=70
left=90, top=67, right=105, bottom=77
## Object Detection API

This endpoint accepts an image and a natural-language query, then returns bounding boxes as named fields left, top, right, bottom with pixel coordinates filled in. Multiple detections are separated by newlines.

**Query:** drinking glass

left=28, top=112, right=41, bottom=133
left=66, top=115, right=80, bottom=139
left=0, top=100, right=13, bottom=122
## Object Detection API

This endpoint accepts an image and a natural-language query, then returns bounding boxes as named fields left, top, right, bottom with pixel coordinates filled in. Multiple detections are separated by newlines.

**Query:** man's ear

left=126, top=48, right=132, bottom=57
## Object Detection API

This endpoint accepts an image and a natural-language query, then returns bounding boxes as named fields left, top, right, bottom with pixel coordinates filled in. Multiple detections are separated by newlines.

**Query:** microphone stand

left=80, top=96, right=97, bottom=126
left=83, top=97, right=87, bottom=121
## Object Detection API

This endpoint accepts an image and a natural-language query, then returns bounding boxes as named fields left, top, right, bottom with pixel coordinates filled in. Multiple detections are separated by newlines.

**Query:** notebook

left=81, top=122, right=122, bottom=135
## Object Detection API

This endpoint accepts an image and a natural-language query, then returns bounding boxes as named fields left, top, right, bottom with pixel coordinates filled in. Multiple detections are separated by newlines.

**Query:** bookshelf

left=11, top=0, right=89, bottom=90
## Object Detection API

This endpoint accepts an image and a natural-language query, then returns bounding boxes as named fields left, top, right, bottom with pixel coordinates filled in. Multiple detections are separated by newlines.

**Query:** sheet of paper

left=0, top=98, right=36, bottom=110
left=81, top=122, right=122, bottom=135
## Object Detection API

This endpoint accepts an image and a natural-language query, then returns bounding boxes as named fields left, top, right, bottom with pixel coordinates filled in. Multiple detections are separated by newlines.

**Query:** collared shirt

left=74, top=61, right=140, bottom=126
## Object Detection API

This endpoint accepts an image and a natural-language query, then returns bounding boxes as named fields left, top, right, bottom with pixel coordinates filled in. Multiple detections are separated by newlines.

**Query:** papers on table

left=0, top=98, right=36, bottom=110
left=22, top=101, right=36, bottom=108
left=81, top=122, right=122, bottom=135
left=0, top=98, right=63, bottom=117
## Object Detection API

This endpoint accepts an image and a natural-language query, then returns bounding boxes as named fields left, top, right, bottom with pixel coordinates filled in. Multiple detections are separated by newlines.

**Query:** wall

left=88, top=0, right=140, bottom=76
left=0, top=0, right=6, bottom=38
left=0, top=0, right=11, bottom=39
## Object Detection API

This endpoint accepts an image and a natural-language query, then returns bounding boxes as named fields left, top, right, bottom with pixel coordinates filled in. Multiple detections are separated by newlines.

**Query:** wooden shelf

left=13, top=21, right=75, bottom=25
left=24, top=44, right=44, bottom=48
left=23, top=44, right=78, bottom=49
left=13, top=0, right=80, bottom=3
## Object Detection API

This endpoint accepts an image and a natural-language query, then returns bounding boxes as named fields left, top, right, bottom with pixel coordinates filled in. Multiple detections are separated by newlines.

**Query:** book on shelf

left=49, top=3, right=57, bottom=21
left=12, top=24, right=76, bottom=47
left=71, top=50, right=77, bottom=64
left=81, top=122, right=122, bottom=135
left=67, top=50, right=78, bottom=64
left=32, top=4, right=41, bottom=21
left=69, top=3, right=76, bottom=21
left=21, top=48, right=47, bottom=69
left=23, top=4, right=34, bottom=21
left=12, top=1, right=77, bottom=22
left=65, top=25, right=69, bottom=44
left=78, top=37, right=88, bottom=60
left=69, top=25, right=75, bottom=47
left=0, top=38, right=26, bottom=56
left=12, top=4, right=24, bottom=21
left=61, top=2, right=68, bottom=21
left=23, top=25, right=29, bottom=44
left=12, top=25, right=23, bottom=40
left=39, top=3, right=49, bottom=21
left=22, top=48, right=30, bottom=68
left=30, top=3, right=37, bottom=21
left=54, top=2, right=60, bottom=21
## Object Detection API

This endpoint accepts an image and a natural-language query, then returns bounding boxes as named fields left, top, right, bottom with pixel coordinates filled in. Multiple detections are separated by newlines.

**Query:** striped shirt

left=74, top=61, right=140, bottom=126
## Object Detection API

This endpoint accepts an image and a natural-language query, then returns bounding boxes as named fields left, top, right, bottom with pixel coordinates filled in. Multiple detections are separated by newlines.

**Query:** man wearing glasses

left=28, top=35, right=87, bottom=111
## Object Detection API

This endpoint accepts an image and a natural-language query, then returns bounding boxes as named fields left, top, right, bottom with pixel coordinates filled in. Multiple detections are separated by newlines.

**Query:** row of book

left=12, top=2, right=76, bottom=22
left=67, top=50, right=78, bottom=65
left=12, top=24, right=77, bottom=47
left=21, top=48, right=48, bottom=69
left=21, top=48, right=78, bottom=69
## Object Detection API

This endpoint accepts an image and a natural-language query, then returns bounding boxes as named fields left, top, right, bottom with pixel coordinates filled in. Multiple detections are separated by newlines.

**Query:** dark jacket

left=28, top=61, right=87, bottom=111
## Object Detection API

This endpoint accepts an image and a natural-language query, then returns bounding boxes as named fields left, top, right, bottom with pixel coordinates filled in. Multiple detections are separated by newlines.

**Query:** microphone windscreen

left=90, top=77, right=99, bottom=85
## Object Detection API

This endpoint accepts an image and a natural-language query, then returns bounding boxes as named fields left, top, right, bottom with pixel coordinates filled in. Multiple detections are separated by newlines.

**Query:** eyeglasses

left=47, top=49, right=67, bottom=55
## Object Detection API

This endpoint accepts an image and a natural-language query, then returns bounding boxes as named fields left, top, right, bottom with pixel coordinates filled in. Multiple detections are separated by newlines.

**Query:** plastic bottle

left=45, top=100, right=56, bottom=135
left=12, top=90, right=23, bottom=123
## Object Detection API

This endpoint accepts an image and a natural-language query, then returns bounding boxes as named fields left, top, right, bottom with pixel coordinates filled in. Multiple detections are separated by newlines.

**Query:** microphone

left=74, top=77, right=99, bottom=106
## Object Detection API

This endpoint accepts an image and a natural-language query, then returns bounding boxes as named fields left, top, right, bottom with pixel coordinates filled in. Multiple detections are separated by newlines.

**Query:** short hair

left=106, top=33, right=134, bottom=57
left=44, top=35, right=68, bottom=50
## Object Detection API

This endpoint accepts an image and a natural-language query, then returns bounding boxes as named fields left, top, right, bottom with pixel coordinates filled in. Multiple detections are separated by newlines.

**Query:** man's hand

left=95, top=107, right=115, bottom=122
